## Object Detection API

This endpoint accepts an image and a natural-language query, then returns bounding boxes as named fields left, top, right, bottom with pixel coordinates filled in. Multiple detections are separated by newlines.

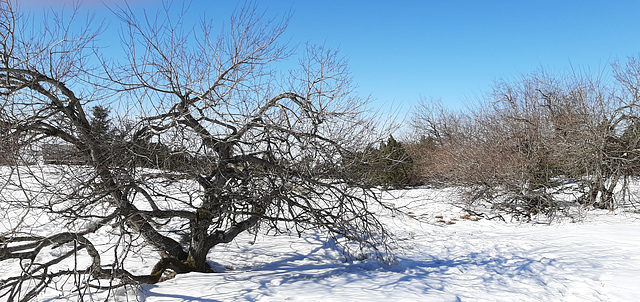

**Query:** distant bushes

left=344, top=136, right=418, bottom=189
left=407, top=55, right=640, bottom=217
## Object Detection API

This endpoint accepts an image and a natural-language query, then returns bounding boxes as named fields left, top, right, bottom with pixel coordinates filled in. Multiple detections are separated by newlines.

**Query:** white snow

left=4, top=183, right=640, bottom=301
left=139, top=188, right=640, bottom=302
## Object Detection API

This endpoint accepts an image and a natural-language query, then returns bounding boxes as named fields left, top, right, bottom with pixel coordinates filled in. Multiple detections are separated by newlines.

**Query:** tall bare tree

left=0, top=1, right=391, bottom=300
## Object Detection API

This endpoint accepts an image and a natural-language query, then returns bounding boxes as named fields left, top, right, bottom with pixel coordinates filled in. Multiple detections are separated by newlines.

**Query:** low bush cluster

left=406, top=58, right=640, bottom=217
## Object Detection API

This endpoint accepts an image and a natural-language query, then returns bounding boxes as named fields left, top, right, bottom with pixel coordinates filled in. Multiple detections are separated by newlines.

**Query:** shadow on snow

left=139, top=234, right=580, bottom=301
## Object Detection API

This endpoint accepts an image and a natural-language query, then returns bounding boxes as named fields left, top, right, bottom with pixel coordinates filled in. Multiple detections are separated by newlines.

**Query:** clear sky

left=19, top=0, right=640, bottom=118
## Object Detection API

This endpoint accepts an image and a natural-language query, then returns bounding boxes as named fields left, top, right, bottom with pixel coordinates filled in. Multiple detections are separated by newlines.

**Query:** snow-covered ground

left=4, top=179, right=640, bottom=302
left=139, top=188, right=640, bottom=302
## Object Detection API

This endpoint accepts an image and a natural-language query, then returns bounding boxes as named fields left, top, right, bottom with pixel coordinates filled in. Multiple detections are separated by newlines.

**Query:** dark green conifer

left=375, top=135, right=414, bottom=189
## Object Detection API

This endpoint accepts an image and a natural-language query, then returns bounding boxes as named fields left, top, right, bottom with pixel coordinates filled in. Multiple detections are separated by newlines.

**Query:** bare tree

left=408, top=98, right=471, bottom=185
left=0, top=1, right=392, bottom=300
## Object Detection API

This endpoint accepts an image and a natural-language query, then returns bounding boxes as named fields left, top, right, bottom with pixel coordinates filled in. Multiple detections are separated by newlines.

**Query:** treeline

left=36, top=105, right=420, bottom=189
left=39, top=106, right=214, bottom=173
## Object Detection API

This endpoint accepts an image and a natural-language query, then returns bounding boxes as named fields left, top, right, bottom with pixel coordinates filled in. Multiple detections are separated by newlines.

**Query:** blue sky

left=20, top=0, right=640, bottom=117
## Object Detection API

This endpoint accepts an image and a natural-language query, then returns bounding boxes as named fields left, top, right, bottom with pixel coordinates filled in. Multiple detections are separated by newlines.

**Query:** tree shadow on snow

left=243, top=246, right=569, bottom=299
left=139, top=235, right=573, bottom=301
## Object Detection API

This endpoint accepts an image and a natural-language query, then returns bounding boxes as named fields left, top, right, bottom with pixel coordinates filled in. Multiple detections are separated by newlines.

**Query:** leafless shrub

left=411, top=64, right=640, bottom=218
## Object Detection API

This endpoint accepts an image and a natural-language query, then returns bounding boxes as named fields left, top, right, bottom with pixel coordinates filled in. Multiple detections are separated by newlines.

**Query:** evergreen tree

left=89, top=105, right=114, bottom=141
left=375, top=135, right=415, bottom=189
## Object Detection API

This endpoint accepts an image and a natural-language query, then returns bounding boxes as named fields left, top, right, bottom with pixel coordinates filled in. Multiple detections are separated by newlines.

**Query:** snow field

left=140, top=188, right=640, bottom=301
left=3, top=167, right=640, bottom=302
